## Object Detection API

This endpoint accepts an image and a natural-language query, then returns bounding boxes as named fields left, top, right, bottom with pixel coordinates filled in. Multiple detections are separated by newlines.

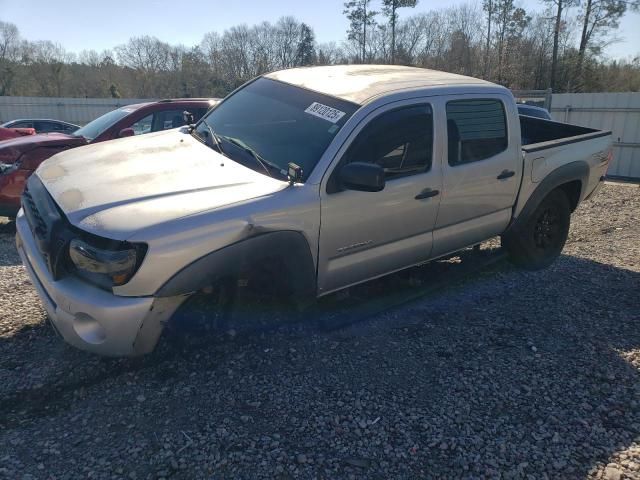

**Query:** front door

left=318, top=101, right=443, bottom=295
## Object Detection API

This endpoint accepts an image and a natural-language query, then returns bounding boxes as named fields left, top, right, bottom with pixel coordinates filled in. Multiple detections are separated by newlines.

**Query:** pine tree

left=381, top=0, right=418, bottom=64
left=343, top=0, right=377, bottom=63
left=296, top=23, right=316, bottom=66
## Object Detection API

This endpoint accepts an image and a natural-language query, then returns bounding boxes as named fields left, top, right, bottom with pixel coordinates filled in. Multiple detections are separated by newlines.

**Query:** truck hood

left=35, top=129, right=289, bottom=240
left=0, top=132, right=87, bottom=165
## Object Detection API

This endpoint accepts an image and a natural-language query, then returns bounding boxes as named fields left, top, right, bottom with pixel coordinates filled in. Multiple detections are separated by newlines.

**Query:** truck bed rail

left=520, top=115, right=611, bottom=153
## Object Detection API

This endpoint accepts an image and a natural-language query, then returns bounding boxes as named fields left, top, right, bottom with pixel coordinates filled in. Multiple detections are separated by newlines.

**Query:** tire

left=502, top=189, right=571, bottom=270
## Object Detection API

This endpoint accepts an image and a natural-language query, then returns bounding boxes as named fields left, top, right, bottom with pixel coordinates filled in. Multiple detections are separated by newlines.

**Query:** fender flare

left=155, top=231, right=317, bottom=299
left=506, top=161, right=589, bottom=236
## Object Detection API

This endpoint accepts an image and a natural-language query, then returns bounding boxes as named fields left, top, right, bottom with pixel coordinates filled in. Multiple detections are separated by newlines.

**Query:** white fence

left=550, top=93, right=640, bottom=180
left=0, top=96, right=154, bottom=126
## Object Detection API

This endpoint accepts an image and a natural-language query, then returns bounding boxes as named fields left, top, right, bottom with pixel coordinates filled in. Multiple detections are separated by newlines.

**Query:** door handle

left=497, top=170, right=516, bottom=180
left=415, top=188, right=440, bottom=200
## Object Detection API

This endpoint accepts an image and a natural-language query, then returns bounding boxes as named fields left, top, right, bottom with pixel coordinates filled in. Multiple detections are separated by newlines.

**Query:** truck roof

left=265, top=65, right=500, bottom=105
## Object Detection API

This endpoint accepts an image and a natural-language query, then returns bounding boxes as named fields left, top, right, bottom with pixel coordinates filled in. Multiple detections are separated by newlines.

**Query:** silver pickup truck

left=15, top=65, right=612, bottom=356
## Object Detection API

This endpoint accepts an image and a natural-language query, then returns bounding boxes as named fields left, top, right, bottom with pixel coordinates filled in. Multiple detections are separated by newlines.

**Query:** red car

left=0, top=99, right=217, bottom=218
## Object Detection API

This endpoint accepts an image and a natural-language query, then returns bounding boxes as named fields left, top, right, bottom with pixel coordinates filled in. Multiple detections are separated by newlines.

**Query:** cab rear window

left=446, top=99, right=508, bottom=166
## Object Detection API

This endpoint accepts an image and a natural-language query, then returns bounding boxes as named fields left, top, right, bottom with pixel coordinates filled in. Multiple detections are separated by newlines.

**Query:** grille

left=22, top=177, right=73, bottom=280
left=23, top=187, right=48, bottom=238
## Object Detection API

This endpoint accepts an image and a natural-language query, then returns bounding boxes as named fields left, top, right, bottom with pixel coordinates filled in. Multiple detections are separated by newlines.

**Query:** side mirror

left=183, top=111, right=195, bottom=125
left=119, top=127, right=135, bottom=138
left=339, top=162, right=385, bottom=192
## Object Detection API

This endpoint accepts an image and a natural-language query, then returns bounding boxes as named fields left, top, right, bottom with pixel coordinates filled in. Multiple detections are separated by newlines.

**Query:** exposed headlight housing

left=69, top=238, right=147, bottom=289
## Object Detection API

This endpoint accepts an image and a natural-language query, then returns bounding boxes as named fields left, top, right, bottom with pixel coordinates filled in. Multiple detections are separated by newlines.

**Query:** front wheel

left=502, top=189, right=571, bottom=270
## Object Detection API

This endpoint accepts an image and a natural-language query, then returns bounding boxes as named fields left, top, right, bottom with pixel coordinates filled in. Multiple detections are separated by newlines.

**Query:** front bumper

left=15, top=212, right=185, bottom=356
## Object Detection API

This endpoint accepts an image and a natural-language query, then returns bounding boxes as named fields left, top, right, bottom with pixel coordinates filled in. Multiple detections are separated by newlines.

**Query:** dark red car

left=0, top=98, right=218, bottom=218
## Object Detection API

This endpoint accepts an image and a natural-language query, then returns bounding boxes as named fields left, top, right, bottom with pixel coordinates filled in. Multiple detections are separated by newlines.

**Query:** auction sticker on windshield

left=305, top=102, right=346, bottom=124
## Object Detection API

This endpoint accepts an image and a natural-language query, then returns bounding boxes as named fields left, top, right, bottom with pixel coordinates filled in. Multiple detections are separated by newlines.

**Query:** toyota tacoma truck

left=15, top=65, right=612, bottom=356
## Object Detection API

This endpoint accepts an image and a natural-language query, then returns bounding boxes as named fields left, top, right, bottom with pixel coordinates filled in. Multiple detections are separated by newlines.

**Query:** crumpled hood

left=35, top=128, right=288, bottom=240
left=0, top=132, right=86, bottom=164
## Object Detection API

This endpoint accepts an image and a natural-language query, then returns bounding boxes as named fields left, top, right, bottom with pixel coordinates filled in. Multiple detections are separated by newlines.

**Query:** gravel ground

left=0, top=182, right=639, bottom=480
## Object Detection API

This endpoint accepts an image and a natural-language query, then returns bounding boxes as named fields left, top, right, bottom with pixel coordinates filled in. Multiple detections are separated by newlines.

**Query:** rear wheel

left=502, top=189, right=571, bottom=270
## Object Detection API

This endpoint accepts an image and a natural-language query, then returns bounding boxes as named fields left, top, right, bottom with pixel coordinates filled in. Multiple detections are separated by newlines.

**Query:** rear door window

left=35, top=121, right=63, bottom=133
left=446, top=99, right=508, bottom=166
left=130, top=114, right=153, bottom=135
left=153, top=110, right=188, bottom=132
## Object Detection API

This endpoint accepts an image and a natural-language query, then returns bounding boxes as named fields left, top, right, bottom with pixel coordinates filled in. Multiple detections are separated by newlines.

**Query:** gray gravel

left=0, top=182, right=639, bottom=479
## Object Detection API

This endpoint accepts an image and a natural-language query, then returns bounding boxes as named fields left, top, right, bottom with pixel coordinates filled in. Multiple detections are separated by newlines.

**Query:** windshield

left=73, top=107, right=135, bottom=141
left=194, top=78, right=359, bottom=181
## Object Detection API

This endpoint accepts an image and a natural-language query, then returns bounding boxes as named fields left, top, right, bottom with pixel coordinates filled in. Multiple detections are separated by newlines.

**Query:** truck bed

left=520, top=115, right=610, bottom=152
left=514, top=114, right=612, bottom=219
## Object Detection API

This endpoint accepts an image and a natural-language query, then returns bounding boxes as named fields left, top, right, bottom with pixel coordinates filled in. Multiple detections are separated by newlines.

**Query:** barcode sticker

left=305, top=102, right=346, bottom=124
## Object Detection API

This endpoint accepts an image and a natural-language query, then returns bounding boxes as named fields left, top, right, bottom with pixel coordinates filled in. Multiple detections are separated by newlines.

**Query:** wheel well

left=240, top=256, right=292, bottom=296
left=557, top=180, right=582, bottom=212
left=156, top=231, right=317, bottom=299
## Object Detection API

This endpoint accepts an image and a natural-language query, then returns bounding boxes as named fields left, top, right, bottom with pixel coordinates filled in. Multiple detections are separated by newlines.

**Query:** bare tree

left=483, top=0, right=496, bottom=77
left=574, top=0, right=639, bottom=89
left=394, top=14, right=429, bottom=62
left=115, top=36, right=174, bottom=96
left=542, top=0, right=578, bottom=90
left=493, top=0, right=530, bottom=84
left=275, top=17, right=301, bottom=68
left=446, top=4, right=483, bottom=75
left=317, top=41, right=346, bottom=65
left=23, top=41, right=73, bottom=96
left=0, top=21, right=20, bottom=62
left=0, top=21, right=21, bottom=95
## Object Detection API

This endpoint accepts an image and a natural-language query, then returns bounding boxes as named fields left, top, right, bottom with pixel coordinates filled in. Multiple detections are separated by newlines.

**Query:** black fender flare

left=506, top=161, right=589, bottom=236
left=155, top=231, right=317, bottom=299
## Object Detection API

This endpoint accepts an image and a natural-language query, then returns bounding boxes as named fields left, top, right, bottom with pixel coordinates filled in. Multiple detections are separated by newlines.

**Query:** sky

left=1, top=0, right=638, bottom=61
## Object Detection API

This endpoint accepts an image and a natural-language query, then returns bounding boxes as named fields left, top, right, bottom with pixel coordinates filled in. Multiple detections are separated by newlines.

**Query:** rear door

left=317, top=100, right=443, bottom=295
left=431, top=94, right=521, bottom=257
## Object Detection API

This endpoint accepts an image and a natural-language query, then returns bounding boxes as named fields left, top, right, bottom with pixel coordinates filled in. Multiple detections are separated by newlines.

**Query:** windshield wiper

left=197, top=119, right=225, bottom=155
left=223, top=137, right=286, bottom=179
